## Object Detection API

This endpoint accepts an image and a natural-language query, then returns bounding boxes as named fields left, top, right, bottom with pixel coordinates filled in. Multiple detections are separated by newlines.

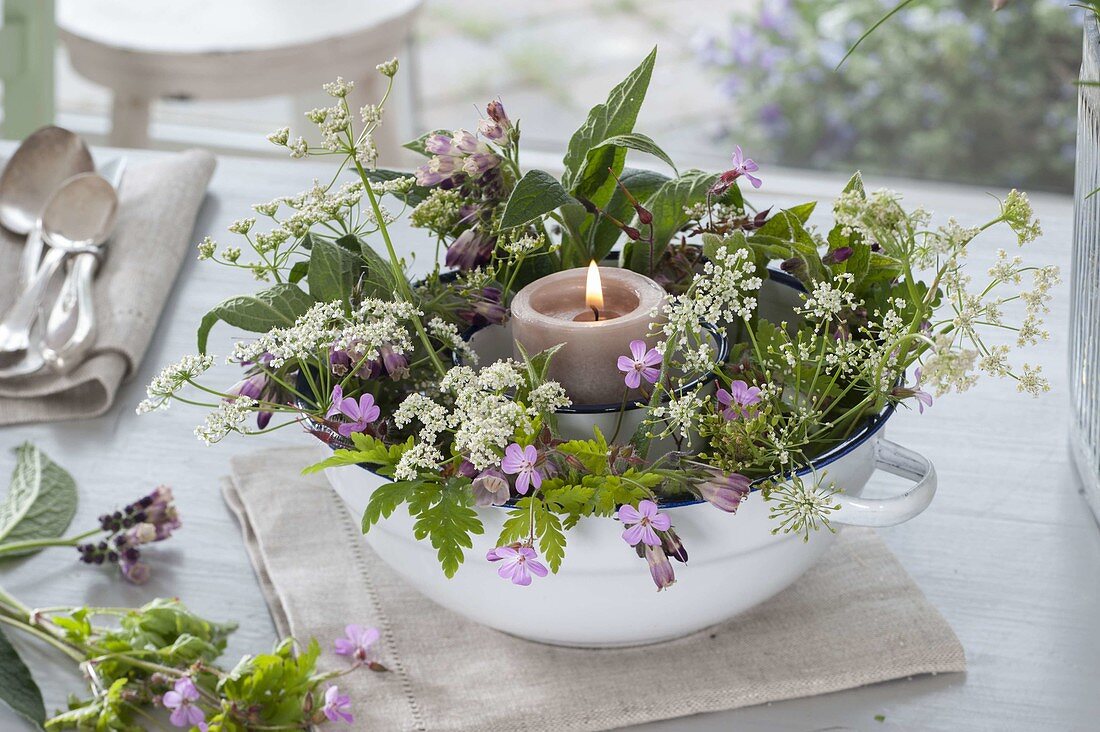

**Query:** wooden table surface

left=0, top=144, right=1096, bottom=731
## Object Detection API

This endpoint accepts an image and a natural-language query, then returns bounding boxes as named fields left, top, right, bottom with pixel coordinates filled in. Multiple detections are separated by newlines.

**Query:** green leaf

left=411, top=480, right=483, bottom=578
left=500, top=170, right=575, bottom=230
left=197, top=283, right=314, bottom=354
left=561, top=47, right=657, bottom=204
left=590, top=167, right=670, bottom=262
left=625, top=169, right=717, bottom=273
left=288, top=260, right=309, bottom=284
left=403, top=129, right=450, bottom=157
left=571, top=132, right=676, bottom=204
left=0, top=626, right=45, bottom=729
left=365, top=168, right=431, bottom=206
left=307, top=237, right=360, bottom=305
left=534, top=503, right=566, bottom=573
left=843, top=171, right=866, bottom=197
left=301, top=435, right=413, bottom=476
left=559, top=426, right=611, bottom=476
left=362, top=480, right=419, bottom=532
left=0, top=443, right=77, bottom=557
left=358, top=238, right=399, bottom=299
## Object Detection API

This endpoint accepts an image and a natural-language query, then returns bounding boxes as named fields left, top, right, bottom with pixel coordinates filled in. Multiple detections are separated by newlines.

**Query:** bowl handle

left=830, top=440, right=937, bottom=527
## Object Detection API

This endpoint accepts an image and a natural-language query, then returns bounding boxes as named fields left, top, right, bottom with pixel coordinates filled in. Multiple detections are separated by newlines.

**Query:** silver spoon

left=0, top=174, right=118, bottom=368
left=0, top=126, right=94, bottom=288
left=41, top=158, right=127, bottom=374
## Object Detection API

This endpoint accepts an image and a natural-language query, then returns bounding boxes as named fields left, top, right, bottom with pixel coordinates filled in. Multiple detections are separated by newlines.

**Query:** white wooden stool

left=56, top=0, right=422, bottom=162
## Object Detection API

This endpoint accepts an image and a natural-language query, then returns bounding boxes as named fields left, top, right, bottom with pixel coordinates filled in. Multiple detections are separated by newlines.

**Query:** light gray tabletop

left=0, top=144, right=1096, bottom=732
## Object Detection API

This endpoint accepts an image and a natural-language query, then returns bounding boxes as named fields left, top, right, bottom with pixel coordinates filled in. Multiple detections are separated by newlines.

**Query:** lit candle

left=510, top=262, right=667, bottom=405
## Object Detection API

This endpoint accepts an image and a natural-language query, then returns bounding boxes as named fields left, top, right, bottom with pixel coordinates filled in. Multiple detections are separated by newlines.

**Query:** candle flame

left=585, top=261, right=604, bottom=315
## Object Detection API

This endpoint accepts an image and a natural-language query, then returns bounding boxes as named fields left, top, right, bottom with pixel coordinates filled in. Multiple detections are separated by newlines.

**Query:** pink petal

left=642, top=349, right=662, bottom=367
left=624, top=370, right=642, bottom=389
left=637, top=499, right=659, bottom=518
left=334, top=639, right=355, bottom=656
left=650, top=513, right=671, bottom=531
left=641, top=367, right=660, bottom=385
left=529, top=469, right=542, bottom=491
left=716, top=388, right=732, bottom=407
left=617, top=355, right=636, bottom=374
left=622, top=523, right=645, bottom=546
left=616, top=504, right=641, bottom=523
left=528, top=559, right=549, bottom=577
left=639, top=524, right=661, bottom=547
left=170, top=707, right=189, bottom=727
left=523, top=445, right=539, bottom=463
left=515, top=471, right=531, bottom=495
left=163, top=691, right=182, bottom=709
left=629, top=339, right=647, bottom=360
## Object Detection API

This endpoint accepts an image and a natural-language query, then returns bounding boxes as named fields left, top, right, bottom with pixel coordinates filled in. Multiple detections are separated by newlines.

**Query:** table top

left=0, top=143, right=1096, bottom=732
left=56, top=0, right=423, bottom=53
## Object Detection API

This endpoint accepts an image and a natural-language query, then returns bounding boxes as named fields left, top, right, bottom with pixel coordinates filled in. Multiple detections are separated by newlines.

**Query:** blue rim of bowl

left=454, top=321, right=729, bottom=414
left=305, top=264, right=896, bottom=507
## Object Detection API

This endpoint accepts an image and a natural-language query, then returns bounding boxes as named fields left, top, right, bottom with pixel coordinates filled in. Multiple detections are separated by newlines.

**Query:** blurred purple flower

left=459, top=286, right=507, bottom=327
left=334, top=624, right=380, bottom=664
left=163, top=676, right=205, bottom=730
left=323, top=686, right=354, bottom=724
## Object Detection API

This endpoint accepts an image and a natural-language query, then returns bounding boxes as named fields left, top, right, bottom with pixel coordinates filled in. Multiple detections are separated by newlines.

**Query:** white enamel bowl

left=318, top=275, right=938, bottom=647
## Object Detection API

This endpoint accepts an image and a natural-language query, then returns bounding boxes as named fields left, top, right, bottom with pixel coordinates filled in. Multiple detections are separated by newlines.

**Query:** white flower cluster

left=798, top=273, right=857, bottom=320
left=1018, top=265, right=1059, bottom=347
left=194, top=397, right=257, bottom=445
left=501, top=232, right=544, bottom=257
left=915, top=218, right=979, bottom=269
left=648, top=387, right=703, bottom=442
left=409, top=188, right=463, bottom=231
left=528, top=381, right=571, bottom=415
left=137, top=354, right=215, bottom=413
left=1001, top=190, right=1042, bottom=245
left=428, top=317, right=476, bottom=365
left=919, top=333, right=978, bottom=396
left=833, top=187, right=930, bottom=244
left=393, top=362, right=533, bottom=476
left=232, top=299, right=417, bottom=370
left=657, top=246, right=760, bottom=376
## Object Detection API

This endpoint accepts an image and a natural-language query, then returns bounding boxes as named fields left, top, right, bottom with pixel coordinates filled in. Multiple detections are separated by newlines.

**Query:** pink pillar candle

left=510, top=265, right=667, bottom=405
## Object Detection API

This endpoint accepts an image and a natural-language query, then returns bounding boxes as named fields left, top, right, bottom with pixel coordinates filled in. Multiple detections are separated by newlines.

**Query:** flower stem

left=0, top=527, right=102, bottom=557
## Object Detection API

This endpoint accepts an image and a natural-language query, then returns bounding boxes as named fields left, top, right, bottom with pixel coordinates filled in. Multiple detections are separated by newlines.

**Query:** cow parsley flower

left=1001, top=189, right=1041, bottom=245
left=194, top=397, right=257, bottom=444
left=138, top=355, right=215, bottom=413
left=322, top=76, right=354, bottom=98
left=767, top=474, right=841, bottom=541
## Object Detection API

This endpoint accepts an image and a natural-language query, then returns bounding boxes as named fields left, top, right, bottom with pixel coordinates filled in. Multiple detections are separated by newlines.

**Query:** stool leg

left=109, top=93, right=151, bottom=148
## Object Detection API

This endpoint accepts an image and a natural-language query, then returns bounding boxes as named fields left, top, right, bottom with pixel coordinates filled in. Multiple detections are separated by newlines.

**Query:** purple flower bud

left=121, top=556, right=151, bottom=584
left=451, top=129, right=480, bottom=155
left=380, top=344, right=409, bottom=380
left=486, top=100, right=510, bottom=127
left=459, top=286, right=507, bottom=327
left=472, top=467, right=510, bottom=507
left=662, top=528, right=689, bottom=563
left=227, top=373, right=265, bottom=401
left=461, top=151, right=502, bottom=178
left=457, top=460, right=478, bottom=478
left=824, top=246, right=853, bottom=264
left=644, top=545, right=676, bottom=591
left=698, top=471, right=751, bottom=513
left=445, top=229, right=495, bottom=271
left=424, top=133, right=457, bottom=156
left=478, top=100, right=513, bottom=143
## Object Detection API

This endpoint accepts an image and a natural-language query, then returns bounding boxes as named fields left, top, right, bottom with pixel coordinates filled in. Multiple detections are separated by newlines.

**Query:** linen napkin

left=0, top=149, right=216, bottom=425
left=224, top=447, right=966, bottom=732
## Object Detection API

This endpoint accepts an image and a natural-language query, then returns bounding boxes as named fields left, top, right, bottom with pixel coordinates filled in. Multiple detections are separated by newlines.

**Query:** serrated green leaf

left=561, top=47, right=657, bottom=205
left=559, top=426, right=611, bottom=476
left=301, top=435, right=413, bottom=476
left=362, top=480, right=419, bottom=533
left=534, top=504, right=566, bottom=573
left=307, top=237, right=360, bottom=305
left=411, top=480, right=483, bottom=577
left=843, top=171, right=866, bottom=197
left=500, top=170, right=575, bottom=230
left=0, top=443, right=77, bottom=557
left=197, top=284, right=314, bottom=354
left=625, top=169, right=717, bottom=273
left=0, top=626, right=45, bottom=729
